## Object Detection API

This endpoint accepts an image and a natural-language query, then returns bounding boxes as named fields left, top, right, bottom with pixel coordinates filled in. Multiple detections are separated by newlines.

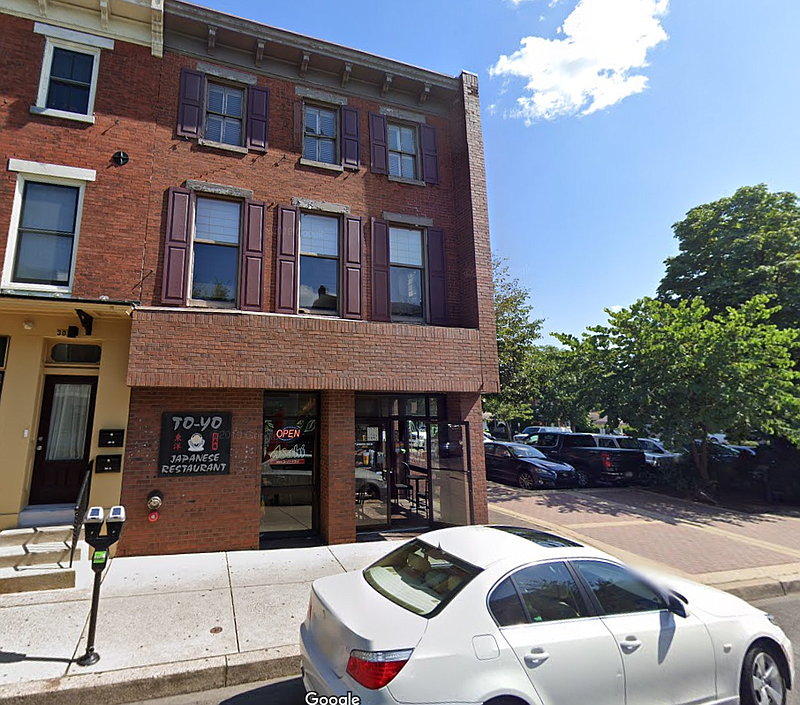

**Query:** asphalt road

left=130, top=593, right=800, bottom=705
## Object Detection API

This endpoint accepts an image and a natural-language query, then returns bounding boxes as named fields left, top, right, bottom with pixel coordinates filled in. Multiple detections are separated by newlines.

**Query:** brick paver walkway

left=487, top=484, right=800, bottom=584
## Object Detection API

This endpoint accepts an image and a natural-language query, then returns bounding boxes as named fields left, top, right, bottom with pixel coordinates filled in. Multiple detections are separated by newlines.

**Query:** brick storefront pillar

left=319, top=390, right=356, bottom=544
left=447, top=392, right=489, bottom=524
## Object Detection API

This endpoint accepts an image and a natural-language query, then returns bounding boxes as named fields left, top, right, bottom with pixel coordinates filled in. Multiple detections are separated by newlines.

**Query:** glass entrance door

left=261, top=393, right=319, bottom=541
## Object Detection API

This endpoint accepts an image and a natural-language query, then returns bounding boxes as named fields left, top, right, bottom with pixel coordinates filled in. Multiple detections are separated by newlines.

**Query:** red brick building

left=0, top=0, right=498, bottom=554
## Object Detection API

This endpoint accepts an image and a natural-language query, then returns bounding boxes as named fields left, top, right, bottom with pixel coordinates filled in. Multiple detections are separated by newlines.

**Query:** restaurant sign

left=159, top=412, right=232, bottom=476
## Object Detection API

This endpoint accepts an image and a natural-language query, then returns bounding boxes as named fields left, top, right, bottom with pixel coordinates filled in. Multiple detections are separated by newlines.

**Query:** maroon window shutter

left=427, top=228, right=447, bottom=325
left=177, top=69, right=204, bottom=138
left=276, top=205, right=299, bottom=314
left=420, top=124, right=440, bottom=185
left=246, top=86, right=269, bottom=152
left=341, top=107, right=360, bottom=169
left=342, top=216, right=363, bottom=319
left=371, top=218, right=390, bottom=321
left=293, top=102, right=302, bottom=151
left=161, top=187, right=193, bottom=305
left=369, top=113, right=388, bottom=174
left=240, top=200, right=266, bottom=311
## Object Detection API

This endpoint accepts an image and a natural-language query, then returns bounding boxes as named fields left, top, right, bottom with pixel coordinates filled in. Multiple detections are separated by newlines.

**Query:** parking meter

left=76, top=505, right=126, bottom=667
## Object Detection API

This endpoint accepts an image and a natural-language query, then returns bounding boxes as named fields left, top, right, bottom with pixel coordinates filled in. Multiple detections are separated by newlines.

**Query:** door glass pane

left=574, top=560, right=666, bottom=615
left=430, top=423, right=471, bottom=525
left=513, top=562, right=588, bottom=622
left=355, top=422, right=389, bottom=528
left=45, top=383, right=92, bottom=461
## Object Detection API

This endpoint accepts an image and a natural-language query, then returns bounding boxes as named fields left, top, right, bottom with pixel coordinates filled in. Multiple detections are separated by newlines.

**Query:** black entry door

left=29, top=375, right=97, bottom=505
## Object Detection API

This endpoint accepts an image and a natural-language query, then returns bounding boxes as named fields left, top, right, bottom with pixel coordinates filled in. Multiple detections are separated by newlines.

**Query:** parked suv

left=638, top=437, right=681, bottom=468
left=526, top=432, right=646, bottom=487
left=513, top=425, right=571, bottom=443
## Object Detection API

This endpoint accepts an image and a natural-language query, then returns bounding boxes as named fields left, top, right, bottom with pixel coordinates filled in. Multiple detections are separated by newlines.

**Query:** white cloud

left=491, top=0, right=669, bottom=123
left=609, top=305, right=624, bottom=313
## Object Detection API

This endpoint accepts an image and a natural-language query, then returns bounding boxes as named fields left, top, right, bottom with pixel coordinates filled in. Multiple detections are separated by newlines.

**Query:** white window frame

left=2, top=159, right=95, bottom=295
left=298, top=211, right=341, bottom=316
left=187, top=195, right=242, bottom=309
left=388, top=225, right=428, bottom=324
left=31, top=24, right=113, bottom=124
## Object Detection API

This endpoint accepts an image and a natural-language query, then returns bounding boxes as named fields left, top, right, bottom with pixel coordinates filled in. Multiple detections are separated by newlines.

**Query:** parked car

left=513, top=425, right=571, bottom=443
left=484, top=441, right=576, bottom=489
left=638, top=437, right=682, bottom=468
left=355, top=467, right=387, bottom=501
left=527, top=432, right=646, bottom=487
left=300, top=525, right=793, bottom=705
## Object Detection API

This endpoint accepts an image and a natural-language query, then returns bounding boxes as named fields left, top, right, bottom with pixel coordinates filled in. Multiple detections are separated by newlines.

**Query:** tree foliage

left=559, top=296, right=800, bottom=480
left=483, top=257, right=543, bottom=422
left=658, top=184, right=800, bottom=331
left=526, top=345, right=593, bottom=431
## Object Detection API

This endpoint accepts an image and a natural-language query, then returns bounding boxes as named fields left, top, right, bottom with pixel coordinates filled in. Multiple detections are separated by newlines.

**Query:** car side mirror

left=667, top=592, right=688, bottom=618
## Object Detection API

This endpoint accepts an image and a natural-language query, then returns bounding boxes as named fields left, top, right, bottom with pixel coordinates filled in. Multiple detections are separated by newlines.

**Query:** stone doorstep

left=0, top=526, right=76, bottom=548
left=0, top=565, right=75, bottom=594
left=1, top=574, right=798, bottom=705
left=0, top=542, right=78, bottom=569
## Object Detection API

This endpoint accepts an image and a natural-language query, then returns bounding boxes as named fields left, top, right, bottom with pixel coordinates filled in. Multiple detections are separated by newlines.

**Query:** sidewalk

left=0, top=539, right=404, bottom=705
left=2, top=487, right=800, bottom=705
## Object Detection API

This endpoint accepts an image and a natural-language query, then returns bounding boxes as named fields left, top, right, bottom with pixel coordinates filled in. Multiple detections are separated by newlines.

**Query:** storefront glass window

left=261, top=392, right=318, bottom=537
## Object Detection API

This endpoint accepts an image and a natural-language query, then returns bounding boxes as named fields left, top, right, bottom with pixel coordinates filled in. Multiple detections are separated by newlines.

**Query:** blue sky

left=197, top=0, right=800, bottom=342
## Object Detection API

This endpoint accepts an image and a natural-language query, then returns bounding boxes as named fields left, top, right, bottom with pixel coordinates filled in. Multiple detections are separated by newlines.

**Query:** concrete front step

left=0, top=525, right=77, bottom=547
left=0, top=564, right=76, bottom=593
left=0, top=542, right=80, bottom=569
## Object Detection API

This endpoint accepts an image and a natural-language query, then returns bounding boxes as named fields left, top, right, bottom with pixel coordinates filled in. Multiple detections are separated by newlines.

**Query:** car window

left=561, top=434, right=595, bottom=448
left=363, top=539, right=482, bottom=617
left=573, top=560, right=667, bottom=615
left=638, top=439, right=656, bottom=451
left=532, top=433, right=557, bottom=447
left=616, top=437, right=641, bottom=450
left=512, top=562, right=589, bottom=623
left=509, top=444, right=544, bottom=459
left=484, top=443, right=497, bottom=457
left=597, top=437, right=616, bottom=448
left=488, top=577, right=527, bottom=627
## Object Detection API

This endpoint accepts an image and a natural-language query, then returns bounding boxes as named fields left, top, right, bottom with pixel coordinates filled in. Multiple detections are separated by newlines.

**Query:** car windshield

left=509, top=445, right=545, bottom=459
left=363, top=539, right=482, bottom=617
left=616, top=437, right=641, bottom=449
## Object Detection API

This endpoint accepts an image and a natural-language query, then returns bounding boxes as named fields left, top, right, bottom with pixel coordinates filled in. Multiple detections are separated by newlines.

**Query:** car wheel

left=575, top=467, right=590, bottom=488
left=741, top=644, right=787, bottom=705
left=364, top=484, right=380, bottom=500
left=518, top=470, right=536, bottom=490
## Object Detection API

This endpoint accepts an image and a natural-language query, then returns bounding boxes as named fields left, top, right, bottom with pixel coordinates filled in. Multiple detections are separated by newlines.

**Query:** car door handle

left=523, top=648, right=550, bottom=666
left=620, top=636, right=642, bottom=652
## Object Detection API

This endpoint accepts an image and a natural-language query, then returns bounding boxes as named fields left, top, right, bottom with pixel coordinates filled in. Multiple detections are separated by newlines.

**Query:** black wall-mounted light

left=112, top=151, right=129, bottom=166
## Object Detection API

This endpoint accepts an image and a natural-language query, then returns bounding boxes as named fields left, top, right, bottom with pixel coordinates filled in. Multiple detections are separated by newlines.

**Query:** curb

left=0, top=646, right=300, bottom=705
left=716, top=575, right=800, bottom=602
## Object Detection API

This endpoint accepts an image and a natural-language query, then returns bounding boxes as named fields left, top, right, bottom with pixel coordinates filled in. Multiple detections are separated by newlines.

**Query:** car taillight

left=346, top=648, right=413, bottom=689
left=601, top=452, right=612, bottom=470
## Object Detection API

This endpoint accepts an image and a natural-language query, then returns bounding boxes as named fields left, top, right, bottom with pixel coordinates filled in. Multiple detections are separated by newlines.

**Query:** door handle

left=620, top=636, right=642, bottom=651
left=523, top=647, right=550, bottom=666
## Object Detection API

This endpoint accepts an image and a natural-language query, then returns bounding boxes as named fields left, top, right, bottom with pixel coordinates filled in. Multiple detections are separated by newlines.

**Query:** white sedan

left=300, top=525, right=793, bottom=705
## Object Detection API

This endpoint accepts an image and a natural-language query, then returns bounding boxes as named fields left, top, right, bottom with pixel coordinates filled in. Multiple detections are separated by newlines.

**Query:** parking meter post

left=74, top=506, right=125, bottom=668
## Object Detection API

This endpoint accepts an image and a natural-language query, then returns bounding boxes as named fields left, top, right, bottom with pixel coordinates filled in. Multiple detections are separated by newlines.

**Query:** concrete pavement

left=1, top=486, right=800, bottom=705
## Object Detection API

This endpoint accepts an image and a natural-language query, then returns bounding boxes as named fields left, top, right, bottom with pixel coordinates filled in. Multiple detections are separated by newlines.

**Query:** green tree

left=658, top=184, right=800, bottom=331
left=526, top=345, right=593, bottom=430
left=483, top=257, right=543, bottom=423
left=560, top=296, right=800, bottom=481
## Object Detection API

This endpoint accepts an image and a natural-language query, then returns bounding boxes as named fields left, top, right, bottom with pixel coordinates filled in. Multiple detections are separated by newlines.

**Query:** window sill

left=29, top=106, right=95, bottom=124
left=187, top=299, right=237, bottom=309
left=391, top=318, right=427, bottom=325
left=299, top=158, right=344, bottom=173
left=197, top=138, right=248, bottom=155
left=1, top=283, right=72, bottom=296
left=388, top=175, right=425, bottom=187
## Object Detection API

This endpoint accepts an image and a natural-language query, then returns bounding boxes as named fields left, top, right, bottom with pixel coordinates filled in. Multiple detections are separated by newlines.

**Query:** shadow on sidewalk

left=0, top=649, right=72, bottom=664
left=220, top=676, right=304, bottom=704
left=486, top=482, right=787, bottom=529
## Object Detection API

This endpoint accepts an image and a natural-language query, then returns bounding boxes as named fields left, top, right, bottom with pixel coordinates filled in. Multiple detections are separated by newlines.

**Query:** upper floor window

left=191, top=198, right=241, bottom=304
left=31, top=24, right=113, bottom=124
left=2, top=159, right=95, bottom=294
left=161, top=186, right=266, bottom=311
left=389, top=227, right=424, bottom=321
left=387, top=124, right=418, bottom=180
left=299, top=214, right=339, bottom=314
left=177, top=68, right=269, bottom=154
left=303, top=105, right=337, bottom=164
left=206, top=84, right=244, bottom=147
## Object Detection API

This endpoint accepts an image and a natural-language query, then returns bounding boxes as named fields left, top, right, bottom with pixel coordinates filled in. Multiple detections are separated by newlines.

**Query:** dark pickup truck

left=526, top=432, right=646, bottom=487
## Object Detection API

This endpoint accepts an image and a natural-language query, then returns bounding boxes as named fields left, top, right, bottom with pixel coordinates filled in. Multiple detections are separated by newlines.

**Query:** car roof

left=416, top=525, right=611, bottom=570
